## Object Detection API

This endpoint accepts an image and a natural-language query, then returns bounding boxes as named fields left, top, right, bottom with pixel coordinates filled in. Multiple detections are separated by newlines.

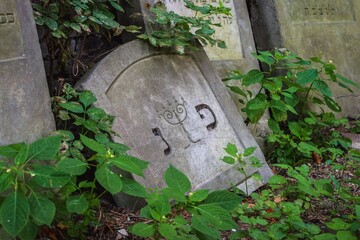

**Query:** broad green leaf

left=189, top=189, right=209, bottom=202
left=106, top=142, right=130, bottom=154
left=0, top=143, right=24, bottom=158
left=222, top=156, right=235, bottom=164
left=0, top=192, right=30, bottom=237
left=313, top=233, right=336, bottom=240
left=79, top=90, right=97, bottom=108
left=243, top=147, right=256, bottom=157
left=268, top=175, right=287, bottom=185
left=80, top=134, right=106, bottom=154
left=95, top=164, right=122, bottom=194
left=224, top=143, right=238, bottom=157
left=121, top=178, right=147, bottom=198
left=268, top=119, right=281, bottom=133
left=289, top=122, right=302, bottom=138
left=14, top=146, right=28, bottom=166
left=28, top=135, right=61, bottom=161
left=325, top=218, right=351, bottom=230
left=129, top=223, right=155, bottom=237
left=164, top=165, right=191, bottom=193
left=162, top=187, right=186, bottom=202
left=296, top=69, right=318, bottom=85
left=242, top=69, right=264, bottom=86
left=29, top=195, right=55, bottom=226
left=203, top=190, right=241, bottom=211
left=191, top=214, right=220, bottom=239
left=336, top=231, right=357, bottom=240
left=147, top=193, right=171, bottom=220
left=33, top=166, right=71, bottom=188
left=0, top=172, right=13, bottom=192
left=268, top=223, right=288, bottom=240
left=56, top=158, right=88, bottom=176
left=44, top=16, right=58, bottom=30
left=313, top=80, right=332, bottom=97
left=159, top=223, right=177, bottom=239
left=59, top=102, right=84, bottom=113
left=111, top=155, right=148, bottom=177
left=66, top=195, right=89, bottom=214
left=87, top=107, right=107, bottom=121
left=70, top=22, right=81, bottom=33
left=18, top=221, right=37, bottom=240
left=356, top=205, right=360, bottom=219
left=336, top=73, right=360, bottom=88
left=227, top=86, right=247, bottom=98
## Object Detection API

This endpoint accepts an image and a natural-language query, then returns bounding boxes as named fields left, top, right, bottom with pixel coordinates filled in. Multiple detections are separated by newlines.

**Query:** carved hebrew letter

left=152, top=128, right=171, bottom=156
left=6, top=13, right=15, bottom=23
left=0, top=14, right=6, bottom=24
left=195, top=104, right=217, bottom=131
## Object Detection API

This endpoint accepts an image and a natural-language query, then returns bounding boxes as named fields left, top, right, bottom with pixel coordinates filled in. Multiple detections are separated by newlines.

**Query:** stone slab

left=78, top=40, right=273, bottom=208
left=120, top=0, right=269, bottom=147
left=0, top=0, right=55, bottom=145
left=248, top=0, right=360, bottom=117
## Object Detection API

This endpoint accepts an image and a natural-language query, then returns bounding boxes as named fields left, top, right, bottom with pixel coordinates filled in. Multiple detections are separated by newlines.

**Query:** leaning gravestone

left=120, top=0, right=269, bottom=146
left=247, top=0, right=360, bottom=117
left=0, top=0, right=55, bottom=145
left=78, top=39, right=273, bottom=208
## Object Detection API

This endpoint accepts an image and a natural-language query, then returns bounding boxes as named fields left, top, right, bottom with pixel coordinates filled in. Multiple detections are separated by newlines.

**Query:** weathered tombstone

left=120, top=0, right=270, bottom=146
left=78, top=39, right=273, bottom=208
left=0, top=0, right=55, bottom=145
left=247, top=0, right=360, bottom=117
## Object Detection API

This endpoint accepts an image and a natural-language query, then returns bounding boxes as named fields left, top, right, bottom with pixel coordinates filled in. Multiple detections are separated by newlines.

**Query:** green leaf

left=313, top=233, right=336, bottom=240
left=66, top=195, right=89, bottom=214
left=162, top=187, right=186, bottom=202
left=121, top=178, right=147, bottom=198
left=197, top=204, right=237, bottom=229
left=243, top=147, right=256, bottom=157
left=325, top=218, right=351, bottom=230
left=268, top=175, right=287, bottom=185
left=0, top=143, right=24, bottom=158
left=227, top=86, right=247, bottom=98
left=29, top=194, right=55, bottom=226
left=33, top=166, right=71, bottom=188
left=70, top=22, right=81, bottom=33
left=18, top=221, right=37, bottom=240
left=242, top=69, right=264, bottom=86
left=268, top=119, right=281, bottom=133
left=159, top=223, right=177, bottom=239
left=222, top=156, right=235, bottom=164
left=44, top=16, right=58, bottom=30
left=95, top=164, right=122, bottom=195
left=297, top=69, right=318, bottom=85
left=111, top=155, right=148, bottom=177
left=87, top=107, right=107, bottom=121
left=106, top=142, right=130, bottom=154
left=313, top=80, right=332, bottom=97
left=56, top=158, right=88, bottom=176
left=189, top=189, right=209, bottom=202
left=14, top=146, right=28, bottom=166
left=224, top=143, right=238, bottom=157
left=335, top=74, right=360, bottom=89
left=203, top=190, right=241, bottom=211
left=80, top=134, right=106, bottom=154
left=28, top=135, right=61, bottom=161
left=129, top=223, right=155, bottom=237
left=79, top=90, right=97, bottom=108
left=59, top=102, right=84, bottom=113
left=355, top=205, right=360, bottom=219
left=0, top=172, right=13, bottom=192
left=164, top=165, right=191, bottom=193
left=191, top=214, right=220, bottom=239
left=0, top=192, right=30, bottom=237
left=324, top=96, right=341, bottom=112
left=336, top=231, right=357, bottom=240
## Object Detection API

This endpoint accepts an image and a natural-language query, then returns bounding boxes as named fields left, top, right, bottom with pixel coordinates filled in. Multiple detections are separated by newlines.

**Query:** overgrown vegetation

left=0, top=1, right=359, bottom=239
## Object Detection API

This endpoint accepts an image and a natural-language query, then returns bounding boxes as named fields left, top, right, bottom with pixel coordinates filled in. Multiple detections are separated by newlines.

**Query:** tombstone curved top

left=78, top=40, right=272, bottom=195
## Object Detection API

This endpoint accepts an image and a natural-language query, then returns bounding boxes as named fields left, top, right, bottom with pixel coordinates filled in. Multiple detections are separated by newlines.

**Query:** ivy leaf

left=164, top=165, right=191, bottom=194
left=0, top=192, right=30, bottom=237
left=95, top=164, right=122, bottom=195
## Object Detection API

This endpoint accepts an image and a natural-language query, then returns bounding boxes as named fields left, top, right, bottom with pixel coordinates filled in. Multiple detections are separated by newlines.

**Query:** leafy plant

left=138, top=0, right=231, bottom=53
left=130, top=165, right=242, bottom=239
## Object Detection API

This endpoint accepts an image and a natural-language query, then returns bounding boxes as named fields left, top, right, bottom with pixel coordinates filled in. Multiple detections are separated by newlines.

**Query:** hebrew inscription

left=0, top=0, right=24, bottom=60
left=161, top=0, right=243, bottom=61
left=287, top=0, right=356, bottom=23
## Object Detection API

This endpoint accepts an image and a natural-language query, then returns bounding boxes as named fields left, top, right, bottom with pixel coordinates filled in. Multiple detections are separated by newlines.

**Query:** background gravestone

left=78, top=40, right=273, bottom=208
left=247, top=0, right=360, bottom=117
left=120, top=0, right=269, bottom=146
left=0, top=0, right=55, bottom=145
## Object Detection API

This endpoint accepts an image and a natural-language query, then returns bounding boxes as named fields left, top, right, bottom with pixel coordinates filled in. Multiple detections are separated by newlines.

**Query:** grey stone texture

left=120, top=0, right=269, bottom=146
left=0, top=0, right=55, bottom=145
left=248, top=0, right=360, bottom=117
left=78, top=40, right=273, bottom=208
